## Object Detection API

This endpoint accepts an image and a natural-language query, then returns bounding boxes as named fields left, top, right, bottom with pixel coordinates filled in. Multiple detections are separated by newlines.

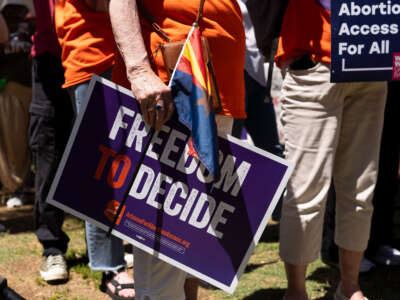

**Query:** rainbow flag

left=169, top=26, right=220, bottom=180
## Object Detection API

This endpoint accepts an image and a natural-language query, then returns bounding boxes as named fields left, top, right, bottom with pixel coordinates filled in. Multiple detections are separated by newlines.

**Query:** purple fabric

left=31, top=0, right=60, bottom=57
left=318, top=0, right=330, bottom=11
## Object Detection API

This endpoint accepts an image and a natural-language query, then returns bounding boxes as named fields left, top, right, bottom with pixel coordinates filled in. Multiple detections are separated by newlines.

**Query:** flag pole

left=107, top=127, right=155, bottom=237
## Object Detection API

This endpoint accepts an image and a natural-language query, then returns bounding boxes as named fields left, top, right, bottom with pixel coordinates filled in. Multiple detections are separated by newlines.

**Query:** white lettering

left=188, top=193, right=216, bottom=229
left=109, top=106, right=135, bottom=141
left=207, top=201, right=235, bottom=239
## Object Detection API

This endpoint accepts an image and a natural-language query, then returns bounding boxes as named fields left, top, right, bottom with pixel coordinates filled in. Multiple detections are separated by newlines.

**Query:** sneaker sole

left=40, top=269, right=68, bottom=282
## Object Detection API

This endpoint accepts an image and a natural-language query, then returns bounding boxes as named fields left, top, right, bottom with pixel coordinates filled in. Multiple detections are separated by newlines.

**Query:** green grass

left=1, top=212, right=400, bottom=300
left=64, top=225, right=103, bottom=287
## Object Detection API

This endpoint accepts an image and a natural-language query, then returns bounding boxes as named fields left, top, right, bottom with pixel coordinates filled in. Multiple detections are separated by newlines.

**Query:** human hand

left=129, top=66, right=174, bottom=131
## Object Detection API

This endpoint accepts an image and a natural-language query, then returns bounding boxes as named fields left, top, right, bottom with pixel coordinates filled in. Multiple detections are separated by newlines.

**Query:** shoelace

left=48, top=255, right=65, bottom=267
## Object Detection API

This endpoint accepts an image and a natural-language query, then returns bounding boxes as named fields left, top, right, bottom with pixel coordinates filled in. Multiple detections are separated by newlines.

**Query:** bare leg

left=184, top=277, right=199, bottom=300
left=338, top=248, right=365, bottom=300
left=284, top=263, right=308, bottom=300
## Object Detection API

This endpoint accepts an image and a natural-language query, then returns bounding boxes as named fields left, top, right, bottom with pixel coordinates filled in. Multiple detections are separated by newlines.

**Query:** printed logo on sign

left=104, top=200, right=125, bottom=225
left=392, top=52, right=400, bottom=80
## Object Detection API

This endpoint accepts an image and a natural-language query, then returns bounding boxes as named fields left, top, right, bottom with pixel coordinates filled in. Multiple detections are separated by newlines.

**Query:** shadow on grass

left=308, top=262, right=400, bottom=300
left=307, top=266, right=338, bottom=283
left=359, top=265, right=400, bottom=300
left=307, top=266, right=337, bottom=300
left=244, top=262, right=275, bottom=274
left=66, top=251, right=103, bottom=286
left=67, top=252, right=89, bottom=269
left=242, top=288, right=285, bottom=300
left=259, top=222, right=279, bottom=244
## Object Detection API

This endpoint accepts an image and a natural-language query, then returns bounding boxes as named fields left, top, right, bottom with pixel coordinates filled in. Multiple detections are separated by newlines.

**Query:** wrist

left=125, top=55, right=152, bottom=81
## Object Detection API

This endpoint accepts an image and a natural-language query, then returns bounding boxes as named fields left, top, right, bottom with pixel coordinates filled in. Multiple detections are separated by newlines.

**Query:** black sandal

left=100, top=270, right=135, bottom=300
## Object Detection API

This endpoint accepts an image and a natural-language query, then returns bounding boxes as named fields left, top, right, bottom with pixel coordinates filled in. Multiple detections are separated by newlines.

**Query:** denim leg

left=68, top=69, right=125, bottom=271
left=85, top=222, right=125, bottom=271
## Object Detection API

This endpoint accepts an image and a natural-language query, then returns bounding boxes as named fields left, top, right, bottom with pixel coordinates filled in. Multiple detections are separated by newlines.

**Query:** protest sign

left=47, top=76, right=293, bottom=293
left=331, top=0, right=400, bottom=82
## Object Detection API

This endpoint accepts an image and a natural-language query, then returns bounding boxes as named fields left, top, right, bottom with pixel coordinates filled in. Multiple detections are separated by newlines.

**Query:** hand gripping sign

left=47, top=76, right=293, bottom=293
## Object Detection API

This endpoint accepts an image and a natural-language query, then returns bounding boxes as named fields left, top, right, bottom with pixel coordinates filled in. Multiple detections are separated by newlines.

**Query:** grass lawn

left=1, top=204, right=399, bottom=300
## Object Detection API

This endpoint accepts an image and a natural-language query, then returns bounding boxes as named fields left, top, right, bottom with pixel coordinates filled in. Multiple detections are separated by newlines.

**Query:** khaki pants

left=279, top=63, right=386, bottom=265
left=0, top=81, right=31, bottom=192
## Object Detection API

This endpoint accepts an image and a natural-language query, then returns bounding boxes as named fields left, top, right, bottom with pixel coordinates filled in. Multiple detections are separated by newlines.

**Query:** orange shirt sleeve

left=113, top=0, right=246, bottom=118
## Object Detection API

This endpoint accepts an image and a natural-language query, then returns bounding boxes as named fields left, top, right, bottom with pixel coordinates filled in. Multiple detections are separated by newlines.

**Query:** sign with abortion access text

left=331, top=0, right=400, bottom=82
left=47, top=76, right=293, bottom=293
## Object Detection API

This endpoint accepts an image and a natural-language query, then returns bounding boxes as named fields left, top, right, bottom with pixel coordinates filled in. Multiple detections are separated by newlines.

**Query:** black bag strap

left=195, top=0, right=206, bottom=25
left=136, top=0, right=206, bottom=41
left=265, top=39, right=278, bottom=99
left=136, top=0, right=171, bottom=42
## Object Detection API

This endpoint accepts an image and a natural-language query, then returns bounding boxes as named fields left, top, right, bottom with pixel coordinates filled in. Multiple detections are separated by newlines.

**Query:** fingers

left=130, top=70, right=174, bottom=130
left=139, top=100, right=152, bottom=127
left=154, top=94, right=174, bottom=131
left=138, top=92, right=174, bottom=131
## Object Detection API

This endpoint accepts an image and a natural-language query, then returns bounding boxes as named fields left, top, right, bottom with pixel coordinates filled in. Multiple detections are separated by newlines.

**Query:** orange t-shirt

left=275, top=0, right=331, bottom=67
left=113, top=0, right=246, bottom=118
left=55, top=0, right=115, bottom=88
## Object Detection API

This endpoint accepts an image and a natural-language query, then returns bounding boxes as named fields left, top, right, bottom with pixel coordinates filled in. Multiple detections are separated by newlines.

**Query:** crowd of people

left=0, top=0, right=399, bottom=300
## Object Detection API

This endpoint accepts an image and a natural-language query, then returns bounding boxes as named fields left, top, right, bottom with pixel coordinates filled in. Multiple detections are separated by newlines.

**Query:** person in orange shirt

left=109, top=0, right=245, bottom=299
left=55, top=1, right=135, bottom=299
left=275, top=1, right=386, bottom=300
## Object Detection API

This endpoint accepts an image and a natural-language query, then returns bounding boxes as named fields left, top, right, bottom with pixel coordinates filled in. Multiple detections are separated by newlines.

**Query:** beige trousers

left=279, top=63, right=387, bottom=265
left=0, top=81, right=32, bottom=192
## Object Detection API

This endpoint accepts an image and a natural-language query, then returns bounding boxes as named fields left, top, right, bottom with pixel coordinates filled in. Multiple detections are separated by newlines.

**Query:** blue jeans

left=68, top=69, right=125, bottom=271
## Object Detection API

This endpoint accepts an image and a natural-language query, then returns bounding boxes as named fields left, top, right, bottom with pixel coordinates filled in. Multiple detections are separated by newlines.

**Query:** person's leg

left=68, top=73, right=134, bottom=298
left=30, top=54, right=71, bottom=256
left=279, top=63, right=344, bottom=300
left=133, top=248, right=187, bottom=300
left=184, top=277, right=199, bottom=300
left=85, top=222, right=126, bottom=271
left=366, top=82, right=400, bottom=265
left=29, top=54, right=73, bottom=281
left=333, top=81, right=386, bottom=299
left=337, top=248, right=364, bottom=299
left=321, top=183, right=338, bottom=267
left=243, top=70, right=283, bottom=156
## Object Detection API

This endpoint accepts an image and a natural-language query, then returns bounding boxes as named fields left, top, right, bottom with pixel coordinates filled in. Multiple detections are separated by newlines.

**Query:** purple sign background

left=48, top=76, right=293, bottom=293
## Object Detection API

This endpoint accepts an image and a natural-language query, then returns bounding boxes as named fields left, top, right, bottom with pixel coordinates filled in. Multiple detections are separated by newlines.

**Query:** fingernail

left=155, top=104, right=163, bottom=110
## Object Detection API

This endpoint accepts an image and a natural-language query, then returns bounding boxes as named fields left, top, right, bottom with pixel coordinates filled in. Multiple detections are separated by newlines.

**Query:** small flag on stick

left=169, top=25, right=220, bottom=180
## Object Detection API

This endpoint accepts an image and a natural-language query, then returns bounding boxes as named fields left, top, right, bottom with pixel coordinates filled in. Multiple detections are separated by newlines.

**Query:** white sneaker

left=6, top=196, right=23, bottom=208
left=373, top=245, right=400, bottom=266
left=40, top=255, right=68, bottom=282
left=359, top=257, right=375, bottom=273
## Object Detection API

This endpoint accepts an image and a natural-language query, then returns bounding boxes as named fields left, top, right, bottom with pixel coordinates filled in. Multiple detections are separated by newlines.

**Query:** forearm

left=109, top=0, right=174, bottom=130
left=109, top=0, right=152, bottom=83
left=0, top=13, right=9, bottom=44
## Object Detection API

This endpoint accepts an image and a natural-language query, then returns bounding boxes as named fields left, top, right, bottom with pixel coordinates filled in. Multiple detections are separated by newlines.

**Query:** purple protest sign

left=47, top=76, right=293, bottom=293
